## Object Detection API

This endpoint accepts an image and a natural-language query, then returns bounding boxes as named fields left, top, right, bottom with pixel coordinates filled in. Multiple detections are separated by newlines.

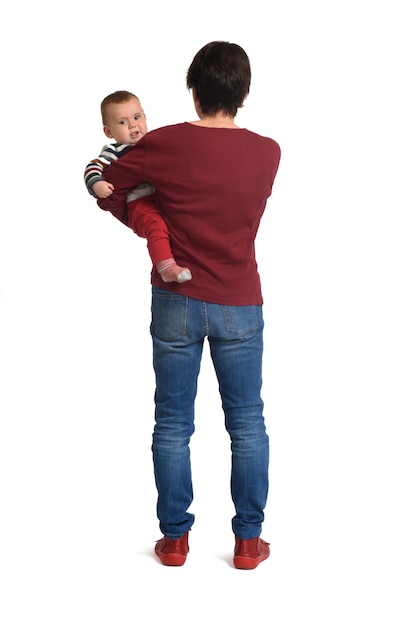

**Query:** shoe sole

left=155, top=551, right=187, bottom=566
left=233, top=553, right=269, bottom=570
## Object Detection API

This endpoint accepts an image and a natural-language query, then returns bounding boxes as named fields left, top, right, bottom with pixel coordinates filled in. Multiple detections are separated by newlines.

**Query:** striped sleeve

left=84, top=143, right=131, bottom=196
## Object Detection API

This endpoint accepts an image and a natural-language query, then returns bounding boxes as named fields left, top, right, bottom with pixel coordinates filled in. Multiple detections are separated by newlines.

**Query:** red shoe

left=155, top=531, right=189, bottom=566
left=233, top=536, right=270, bottom=570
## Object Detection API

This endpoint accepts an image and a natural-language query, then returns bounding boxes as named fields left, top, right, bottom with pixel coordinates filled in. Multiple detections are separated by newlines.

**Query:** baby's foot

left=156, top=259, right=192, bottom=283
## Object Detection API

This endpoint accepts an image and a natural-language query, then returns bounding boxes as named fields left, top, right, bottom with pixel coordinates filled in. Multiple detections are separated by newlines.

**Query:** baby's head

left=101, top=90, right=147, bottom=145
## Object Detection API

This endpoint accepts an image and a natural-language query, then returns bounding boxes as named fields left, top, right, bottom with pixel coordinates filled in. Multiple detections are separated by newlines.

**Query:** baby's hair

left=101, top=90, right=139, bottom=125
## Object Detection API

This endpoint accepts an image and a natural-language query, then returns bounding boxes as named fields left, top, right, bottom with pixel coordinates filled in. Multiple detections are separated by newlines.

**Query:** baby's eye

left=118, top=120, right=127, bottom=125
left=134, top=114, right=142, bottom=120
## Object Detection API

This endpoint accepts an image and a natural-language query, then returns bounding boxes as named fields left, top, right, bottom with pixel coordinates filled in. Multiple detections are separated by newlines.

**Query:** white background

left=1, top=1, right=416, bottom=624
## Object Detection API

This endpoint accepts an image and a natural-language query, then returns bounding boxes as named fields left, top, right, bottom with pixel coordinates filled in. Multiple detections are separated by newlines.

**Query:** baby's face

left=103, top=97, right=148, bottom=145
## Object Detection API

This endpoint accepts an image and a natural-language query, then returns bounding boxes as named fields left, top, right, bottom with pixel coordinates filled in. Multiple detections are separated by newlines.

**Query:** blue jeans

left=150, top=287, right=269, bottom=540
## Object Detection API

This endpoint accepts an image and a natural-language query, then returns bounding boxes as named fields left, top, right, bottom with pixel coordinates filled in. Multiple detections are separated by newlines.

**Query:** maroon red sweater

left=98, top=122, right=281, bottom=305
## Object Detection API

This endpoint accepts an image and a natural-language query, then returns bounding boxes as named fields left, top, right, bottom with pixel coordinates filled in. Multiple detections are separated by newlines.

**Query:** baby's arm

left=84, top=143, right=129, bottom=198
left=84, top=156, right=109, bottom=197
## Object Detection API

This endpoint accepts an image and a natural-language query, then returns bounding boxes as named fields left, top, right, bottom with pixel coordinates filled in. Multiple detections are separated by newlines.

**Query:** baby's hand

left=92, top=180, right=115, bottom=198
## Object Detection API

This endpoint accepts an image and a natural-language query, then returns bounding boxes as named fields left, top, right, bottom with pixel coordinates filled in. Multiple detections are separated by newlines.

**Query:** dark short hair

left=100, top=90, right=138, bottom=125
left=186, top=41, right=251, bottom=117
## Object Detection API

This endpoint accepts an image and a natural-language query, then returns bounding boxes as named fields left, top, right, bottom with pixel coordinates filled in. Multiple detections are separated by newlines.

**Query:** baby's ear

left=103, top=126, right=113, bottom=139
